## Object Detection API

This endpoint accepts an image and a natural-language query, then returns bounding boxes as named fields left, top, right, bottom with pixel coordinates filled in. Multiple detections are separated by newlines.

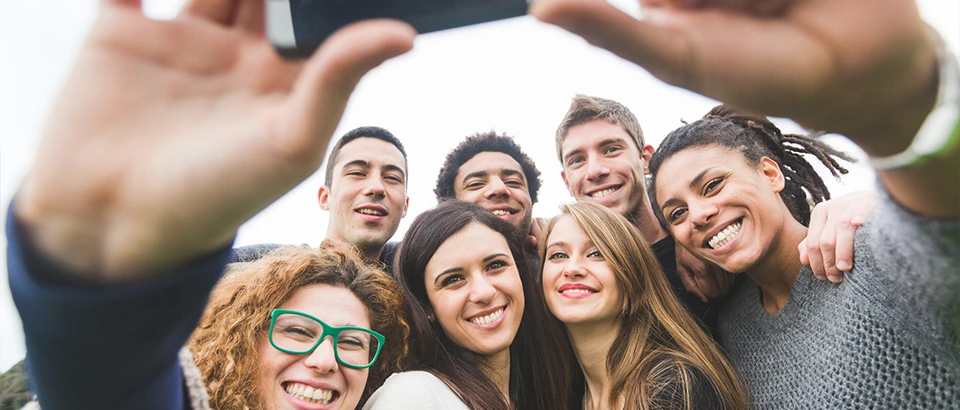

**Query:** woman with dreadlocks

left=648, top=104, right=960, bottom=408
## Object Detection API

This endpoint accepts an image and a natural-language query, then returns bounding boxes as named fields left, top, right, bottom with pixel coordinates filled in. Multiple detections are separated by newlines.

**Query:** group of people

left=7, top=0, right=959, bottom=409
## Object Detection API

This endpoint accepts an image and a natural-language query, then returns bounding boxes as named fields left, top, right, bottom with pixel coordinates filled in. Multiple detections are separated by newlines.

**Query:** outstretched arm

left=530, top=0, right=956, bottom=218
left=13, top=0, right=415, bottom=281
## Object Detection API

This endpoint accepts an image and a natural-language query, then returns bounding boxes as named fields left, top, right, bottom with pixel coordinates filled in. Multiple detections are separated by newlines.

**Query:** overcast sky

left=1, top=0, right=957, bottom=371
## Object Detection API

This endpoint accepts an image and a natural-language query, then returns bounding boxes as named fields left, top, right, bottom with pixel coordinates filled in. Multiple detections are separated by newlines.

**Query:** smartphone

left=267, top=0, right=529, bottom=59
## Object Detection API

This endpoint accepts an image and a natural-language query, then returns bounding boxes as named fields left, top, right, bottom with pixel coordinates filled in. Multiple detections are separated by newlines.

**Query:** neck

left=478, top=349, right=512, bottom=405
left=745, top=213, right=807, bottom=315
left=324, top=231, right=383, bottom=262
left=628, top=204, right=669, bottom=244
left=566, top=319, right=620, bottom=410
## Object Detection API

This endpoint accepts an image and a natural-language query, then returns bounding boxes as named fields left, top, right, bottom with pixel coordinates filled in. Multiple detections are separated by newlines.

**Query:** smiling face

left=319, top=138, right=409, bottom=256
left=655, top=145, right=792, bottom=274
left=560, top=119, right=654, bottom=219
left=424, top=222, right=525, bottom=360
left=453, top=152, right=533, bottom=233
left=257, top=284, right=371, bottom=410
left=541, top=215, right=623, bottom=326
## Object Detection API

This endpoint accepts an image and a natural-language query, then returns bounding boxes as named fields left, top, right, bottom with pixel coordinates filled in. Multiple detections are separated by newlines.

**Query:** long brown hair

left=189, top=240, right=409, bottom=409
left=394, top=200, right=577, bottom=410
left=540, top=201, right=749, bottom=409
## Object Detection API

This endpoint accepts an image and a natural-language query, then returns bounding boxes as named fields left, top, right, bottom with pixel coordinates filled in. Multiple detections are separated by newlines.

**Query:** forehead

left=561, top=119, right=638, bottom=156
left=655, top=146, right=749, bottom=194
left=281, top=283, right=370, bottom=328
left=456, top=152, right=525, bottom=180
left=426, top=223, right=512, bottom=275
left=547, top=215, right=590, bottom=246
left=334, top=137, right=406, bottom=171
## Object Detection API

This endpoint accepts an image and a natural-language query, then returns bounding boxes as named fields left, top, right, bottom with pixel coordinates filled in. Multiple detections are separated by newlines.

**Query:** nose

left=584, top=156, right=609, bottom=181
left=689, top=200, right=719, bottom=231
left=362, top=174, right=386, bottom=198
left=303, top=338, right=339, bottom=373
left=562, top=255, right=587, bottom=278
left=483, top=177, right=509, bottom=199
left=468, top=275, right=498, bottom=304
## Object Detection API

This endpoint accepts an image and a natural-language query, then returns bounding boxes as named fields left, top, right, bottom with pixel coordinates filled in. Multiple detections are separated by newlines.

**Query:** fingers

left=288, top=20, right=415, bottom=157
left=102, top=0, right=141, bottom=7
left=235, top=0, right=265, bottom=35
left=528, top=217, right=548, bottom=248
left=804, top=204, right=829, bottom=280
left=179, top=0, right=239, bottom=26
left=529, top=0, right=691, bottom=84
left=677, top=264, right=709, bottom=303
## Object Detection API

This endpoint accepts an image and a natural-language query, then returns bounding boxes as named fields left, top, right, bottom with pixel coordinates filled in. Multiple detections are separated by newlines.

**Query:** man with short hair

left=232, top=126, right=409, bottom=268
left=555, top=94, right=723, bottom=335
left=434, top=131, right=541, bottom=236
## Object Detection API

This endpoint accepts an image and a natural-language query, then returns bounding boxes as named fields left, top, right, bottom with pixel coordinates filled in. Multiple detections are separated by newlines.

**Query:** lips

left=486, top=206, right=518, bottom=220
left=466, top=305, right=507, bottom=327
left=585, top=185, right=621, bottom=199
left=355, top=204, right=387, bottom=217
left=283, top=381, right=339, bottom=406
left=557, top=283, right=598, bottom=297
left=704, top=218, right=744, bottom=250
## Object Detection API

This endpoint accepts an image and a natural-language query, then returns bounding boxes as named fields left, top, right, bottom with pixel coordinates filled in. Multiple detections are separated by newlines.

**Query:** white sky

left=0, top=0, right=957, bottom=371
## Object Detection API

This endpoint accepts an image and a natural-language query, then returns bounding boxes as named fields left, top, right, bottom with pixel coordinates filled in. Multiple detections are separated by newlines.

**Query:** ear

left=318, top=185, right=330, bottom=211
left=402, top=196, right=409, bottom=218
left=640, top=144, right=655, bottom=175
left=759, top=157, right=786, bottom=193
left=561, top=171, right=573, bottom=195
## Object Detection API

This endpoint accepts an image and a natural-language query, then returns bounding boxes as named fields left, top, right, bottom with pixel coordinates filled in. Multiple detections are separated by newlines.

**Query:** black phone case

left=271, top=0, right=528, bottom=59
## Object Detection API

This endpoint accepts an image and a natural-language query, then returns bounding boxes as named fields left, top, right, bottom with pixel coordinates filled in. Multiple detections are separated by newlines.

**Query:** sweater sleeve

left=848, top=187, right=960, bottom=346
left=6, top=205, right=230, bottom=410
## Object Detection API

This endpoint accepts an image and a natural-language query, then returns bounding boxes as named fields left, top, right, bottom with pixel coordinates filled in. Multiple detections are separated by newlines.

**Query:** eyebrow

left=342, top=159, right=406, bottom=179
left=562, top=137, right=629, bottom=162
left=659, top=167, right=717, bottom=212
left=432, top=253, right=510, bottom=285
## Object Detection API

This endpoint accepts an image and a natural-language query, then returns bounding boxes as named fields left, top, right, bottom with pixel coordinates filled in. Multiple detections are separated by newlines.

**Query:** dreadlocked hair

left=649, top=105, right=854, bottom=227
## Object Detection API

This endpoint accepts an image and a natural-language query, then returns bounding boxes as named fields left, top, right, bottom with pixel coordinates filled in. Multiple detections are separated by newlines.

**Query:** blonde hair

left=540, top=202, right=749, bottom=409
left=554, top=95, right=646, bottom=164
left=188, top=241, right=409, bottom=409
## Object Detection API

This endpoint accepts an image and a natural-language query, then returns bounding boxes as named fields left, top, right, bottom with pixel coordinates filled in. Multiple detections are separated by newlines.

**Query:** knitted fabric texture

left=719, top=193, right=960, bottom=409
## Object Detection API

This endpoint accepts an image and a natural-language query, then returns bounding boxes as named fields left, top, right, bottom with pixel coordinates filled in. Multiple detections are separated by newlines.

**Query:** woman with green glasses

left=188, top=240, right=409, bottom=409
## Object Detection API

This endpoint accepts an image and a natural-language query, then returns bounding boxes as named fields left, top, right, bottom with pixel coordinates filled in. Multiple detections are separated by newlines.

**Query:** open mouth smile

left=587, top=185, right=621, bottom=199
left=467, top=306, right=506, bottom=326
left=706, top=219, right=743, bottom=250
left=283, top=382, right=338, bottom=405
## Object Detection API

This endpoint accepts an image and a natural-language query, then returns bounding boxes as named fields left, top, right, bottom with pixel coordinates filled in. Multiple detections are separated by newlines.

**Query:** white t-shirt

left=363, top=371, right=470, bottom=410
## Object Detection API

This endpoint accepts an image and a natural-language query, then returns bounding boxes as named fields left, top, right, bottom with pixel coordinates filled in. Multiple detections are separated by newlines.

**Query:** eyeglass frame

left=268, top=308, right=385, bottom=369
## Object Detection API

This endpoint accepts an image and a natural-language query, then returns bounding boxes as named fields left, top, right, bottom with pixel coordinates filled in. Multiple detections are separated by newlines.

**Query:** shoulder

left=229, top=243, right=301, bottom=263
left=363, top=371, right=468, bottom=410
left=646, top=355, right=722, bottom=410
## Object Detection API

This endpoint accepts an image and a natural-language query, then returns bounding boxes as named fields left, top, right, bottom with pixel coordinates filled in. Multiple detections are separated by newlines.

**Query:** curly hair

left=188, top=240, right=409, bottom=409
left=649, top=105, right=853, bottom=227
left=434, top=131, right=542, bottom=204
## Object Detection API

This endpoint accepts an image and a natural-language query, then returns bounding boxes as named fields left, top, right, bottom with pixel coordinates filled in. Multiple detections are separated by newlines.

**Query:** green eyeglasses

left=268, top=309, right=385, bottom=369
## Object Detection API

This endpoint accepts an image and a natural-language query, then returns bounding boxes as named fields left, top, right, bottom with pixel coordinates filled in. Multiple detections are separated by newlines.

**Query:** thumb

left=530, top=0, right=694, bottom=87
left=291, top=19, right=416, bottom=142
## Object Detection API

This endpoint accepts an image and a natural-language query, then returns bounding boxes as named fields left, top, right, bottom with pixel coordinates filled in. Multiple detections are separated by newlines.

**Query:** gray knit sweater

left=719, top=192, right=960, bottom=409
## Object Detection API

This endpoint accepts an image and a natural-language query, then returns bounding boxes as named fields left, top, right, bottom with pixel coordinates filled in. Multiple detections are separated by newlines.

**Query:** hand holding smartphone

left=267, top=0, right=529, bottom=58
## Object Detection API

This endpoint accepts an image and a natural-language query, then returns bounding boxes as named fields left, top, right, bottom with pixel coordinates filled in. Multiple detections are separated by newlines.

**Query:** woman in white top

left=365, top=201, right=577, bottom=409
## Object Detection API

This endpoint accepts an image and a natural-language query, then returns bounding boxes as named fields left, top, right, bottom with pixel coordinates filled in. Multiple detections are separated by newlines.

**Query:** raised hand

left=530, top=0, right=937, bottom=151
left=13, top=0, right=415, bottom=281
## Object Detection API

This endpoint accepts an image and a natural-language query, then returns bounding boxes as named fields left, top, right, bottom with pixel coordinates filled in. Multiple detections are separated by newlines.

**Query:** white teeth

left=491, top=210, right=510, bottom=216
left=561, top=288, right=593, bottom=295
left=469, top=308, right=505, bottom=325
left=358, top=208, right=385, bottom=216
left=708, top=221, right=742, bottom=249
left=285, top=382, right=334, bottom=404
left=590, top=188, right=616, bottom=198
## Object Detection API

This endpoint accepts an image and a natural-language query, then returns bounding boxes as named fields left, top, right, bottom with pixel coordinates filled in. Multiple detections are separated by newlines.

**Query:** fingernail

left=836, top=261, right=851, bottom=271
left=828, top=275, right=843, bottom=284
